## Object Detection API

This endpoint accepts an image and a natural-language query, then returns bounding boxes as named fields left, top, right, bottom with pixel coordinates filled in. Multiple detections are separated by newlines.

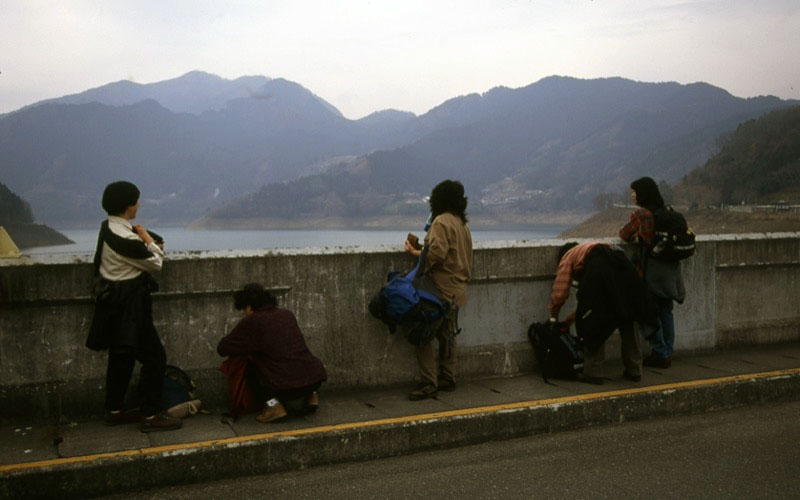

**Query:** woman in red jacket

left=218, top=283, right=327, bottom=422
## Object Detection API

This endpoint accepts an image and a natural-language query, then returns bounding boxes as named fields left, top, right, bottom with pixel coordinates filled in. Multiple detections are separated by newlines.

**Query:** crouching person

left=218, top=283, right=327, bottom=423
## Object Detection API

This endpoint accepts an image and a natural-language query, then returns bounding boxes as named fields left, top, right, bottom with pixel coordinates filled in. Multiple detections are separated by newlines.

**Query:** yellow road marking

left=2, top=367, right=799, bottom=475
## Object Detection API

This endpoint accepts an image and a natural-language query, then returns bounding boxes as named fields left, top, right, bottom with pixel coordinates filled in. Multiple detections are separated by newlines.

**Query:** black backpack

left=527, top=321, right=584, bottom=383
left=650, top=206, right=696, bottom=261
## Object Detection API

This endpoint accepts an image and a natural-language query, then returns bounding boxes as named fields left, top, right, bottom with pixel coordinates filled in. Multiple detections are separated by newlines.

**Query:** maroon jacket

left=217, top=306, right=327, bottom=390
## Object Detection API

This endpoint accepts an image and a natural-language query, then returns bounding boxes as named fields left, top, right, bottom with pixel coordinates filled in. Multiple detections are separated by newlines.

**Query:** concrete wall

left=1, top=233, right=798, bottom=422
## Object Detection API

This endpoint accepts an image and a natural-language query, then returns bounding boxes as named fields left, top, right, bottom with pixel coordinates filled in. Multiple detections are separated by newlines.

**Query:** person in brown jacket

left=217, top=283, right=327, bottom=422
left=403, top=180, right=473, bottom=400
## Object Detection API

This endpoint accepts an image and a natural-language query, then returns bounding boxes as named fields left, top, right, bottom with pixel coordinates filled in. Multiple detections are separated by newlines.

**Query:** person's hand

left=403, top=240, right=421, bottom=257
left=132, top=224, right=154, bottom=245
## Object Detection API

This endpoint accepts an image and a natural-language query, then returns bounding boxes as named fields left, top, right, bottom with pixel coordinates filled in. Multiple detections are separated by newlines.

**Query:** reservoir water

left=24, top=225, right=570, bottom=255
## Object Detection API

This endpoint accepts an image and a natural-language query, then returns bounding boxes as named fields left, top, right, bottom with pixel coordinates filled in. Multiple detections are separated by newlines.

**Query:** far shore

left=187, top=212, right=591, bottom=230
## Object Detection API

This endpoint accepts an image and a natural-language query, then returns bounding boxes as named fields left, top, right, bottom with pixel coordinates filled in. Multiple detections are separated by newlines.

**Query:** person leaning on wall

left=403, top=180, right=473, bottom=401
left=619, top=176, right=686, bottom=368
left=217, top=283, right=327, bottom=423
left=86, top=180, right=181, bottom=432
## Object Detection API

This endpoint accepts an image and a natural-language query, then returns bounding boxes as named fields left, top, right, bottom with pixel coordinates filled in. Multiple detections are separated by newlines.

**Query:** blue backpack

left=369, top=251, right=449, bottom=345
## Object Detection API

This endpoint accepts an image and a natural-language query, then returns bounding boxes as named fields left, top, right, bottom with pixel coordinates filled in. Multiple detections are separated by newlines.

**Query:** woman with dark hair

left=619, top=177, right=685, bottom=369
left=87, top=180, right=181, bottom=432
left=403, top=180, right=473, bottom=400
left=217, top=283, right=327, bottom=422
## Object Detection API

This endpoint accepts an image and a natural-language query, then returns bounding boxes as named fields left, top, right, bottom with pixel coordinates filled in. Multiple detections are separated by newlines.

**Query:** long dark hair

left=429, top=179, right=468, bottom=223
left=233, top=283, right=277, bottom=311
left=630, top=177, right=665, bottom=212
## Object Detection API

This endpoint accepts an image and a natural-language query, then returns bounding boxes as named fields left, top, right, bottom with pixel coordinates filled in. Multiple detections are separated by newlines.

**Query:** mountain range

left=0, top=71, right=796, bottom=227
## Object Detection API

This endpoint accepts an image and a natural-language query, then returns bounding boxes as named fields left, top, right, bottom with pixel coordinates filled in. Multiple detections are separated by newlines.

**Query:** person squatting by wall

left=217, top=283, right=327, bottom=423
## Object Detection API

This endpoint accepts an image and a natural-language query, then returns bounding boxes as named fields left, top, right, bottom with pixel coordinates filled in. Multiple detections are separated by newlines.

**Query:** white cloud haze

left=1, top=0, right=798, bottom=118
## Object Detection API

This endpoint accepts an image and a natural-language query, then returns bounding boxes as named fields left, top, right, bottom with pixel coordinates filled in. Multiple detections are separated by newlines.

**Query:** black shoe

left=104, top=408, right=142, bottom=426
left=438, top=379, right=456, bottom=392
left=643, top=355, right=671, bottom=369
left=622, top=370, right=641, bottom=382
left=409, top=383, right=438, bottom=401
left=579, top=374, right=605, bottom=385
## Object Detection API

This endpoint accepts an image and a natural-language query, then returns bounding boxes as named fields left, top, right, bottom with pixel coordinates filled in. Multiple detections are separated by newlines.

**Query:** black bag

left=527, top=321, right=584, bottom=383
left=650, top=206, right=696, bottom=261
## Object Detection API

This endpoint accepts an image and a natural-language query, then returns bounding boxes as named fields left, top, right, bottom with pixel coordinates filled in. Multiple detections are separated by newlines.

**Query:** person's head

left=233, top=283, right=277, bottom=314
left=630, top=177, right=665, bottom=212
left=102, top=181, right=140, bottom=218
left=429, top=179, right=468, bottom=223
left=557, top=242, right=578, bottom=264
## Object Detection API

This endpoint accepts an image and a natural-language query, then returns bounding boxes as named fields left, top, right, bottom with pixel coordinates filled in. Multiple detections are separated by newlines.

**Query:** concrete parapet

left=1, top=233, right=799, bottom=421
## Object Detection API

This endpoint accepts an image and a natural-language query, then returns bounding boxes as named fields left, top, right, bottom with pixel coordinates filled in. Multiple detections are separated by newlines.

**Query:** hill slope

left=677, top=105, right=800, bottom=205
left=202, top=77, right=796, bottom=226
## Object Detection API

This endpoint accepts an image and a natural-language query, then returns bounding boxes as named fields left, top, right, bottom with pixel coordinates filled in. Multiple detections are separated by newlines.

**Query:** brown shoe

left=256, top=399, right=288, bottom=423
left=140, top=412, right=182, bottom=433
left=409, top=383, right=438, bottom=401
left=305, top=392, right=320, bottom=412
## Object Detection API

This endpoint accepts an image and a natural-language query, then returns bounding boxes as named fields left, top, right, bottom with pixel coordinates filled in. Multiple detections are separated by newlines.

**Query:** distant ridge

left=0, top=72, right=796, bottom=227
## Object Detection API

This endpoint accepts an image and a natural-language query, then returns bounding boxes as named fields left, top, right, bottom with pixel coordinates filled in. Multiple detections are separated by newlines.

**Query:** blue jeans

left=647, top=296, right=675, bottom=359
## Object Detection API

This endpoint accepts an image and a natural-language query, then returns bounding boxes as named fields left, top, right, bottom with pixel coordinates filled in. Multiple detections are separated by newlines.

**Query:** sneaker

left=305, top=392, right=320, bottom=413
left=409, top=383, right=438, bottom=401
left=104, top=408, right=142, bottom=426
left=140, top=412, right=182, bottom=433
left=622, top=370, right=642, bottom=382
left=256, top=399, right=288, bottom=423
left=438, top=379, right=456, bottom=392
left=643, top=355, right=671, bottom=369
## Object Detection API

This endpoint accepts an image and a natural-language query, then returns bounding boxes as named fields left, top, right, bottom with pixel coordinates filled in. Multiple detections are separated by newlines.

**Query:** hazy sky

left=1, top=0, right=798, bottom=119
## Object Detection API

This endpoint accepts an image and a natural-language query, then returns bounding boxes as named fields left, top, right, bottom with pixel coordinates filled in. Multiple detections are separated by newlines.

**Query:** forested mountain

left=1, top=72, right=796, bottom=227
left=0, top=182, right=33, bottom=225
left=677, top=105, right=800, bottom=205
left=0, top=74, right=415, bottom=225
left=0, top=182, right=72, bottom=249
left=203, top=77, right=796, bottom=225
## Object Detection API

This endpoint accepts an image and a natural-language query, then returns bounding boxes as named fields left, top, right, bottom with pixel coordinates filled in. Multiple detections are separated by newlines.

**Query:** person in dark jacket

left=87, top=180, right=181, bottom=432
left=619, top=177, right=686, bottom=368
left=217, top=283, right=327, bottom=423
left=548, top=241, right=653, bottom=384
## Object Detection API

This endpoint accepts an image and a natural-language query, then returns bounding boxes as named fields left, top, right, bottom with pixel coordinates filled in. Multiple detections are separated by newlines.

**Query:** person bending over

left=218, top=283, right=327, bottom=422
left=548, top=241, right=651, bottom=384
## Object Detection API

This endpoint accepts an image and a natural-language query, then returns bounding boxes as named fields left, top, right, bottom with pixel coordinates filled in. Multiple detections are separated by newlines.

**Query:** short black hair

left=429, top=179, right=468, bottom=223
left=557, top=242, right=578, bottom=263
left=630, top=177, right=665, bottom=212
left=233, top=283, right=277, bottom=311
left=102, top=181, right=140, bottom=216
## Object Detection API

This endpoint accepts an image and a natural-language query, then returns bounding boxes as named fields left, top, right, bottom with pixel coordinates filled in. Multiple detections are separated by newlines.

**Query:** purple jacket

left=217, top=306, right=327, bottom=390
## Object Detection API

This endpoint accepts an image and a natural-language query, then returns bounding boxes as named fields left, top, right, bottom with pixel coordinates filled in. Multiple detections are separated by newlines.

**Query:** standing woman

left=619, top=177, right=685, bottom=368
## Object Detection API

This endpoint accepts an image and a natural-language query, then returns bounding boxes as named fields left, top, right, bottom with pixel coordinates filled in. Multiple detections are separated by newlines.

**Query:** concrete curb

left=3, top=368, right=800, bottom=499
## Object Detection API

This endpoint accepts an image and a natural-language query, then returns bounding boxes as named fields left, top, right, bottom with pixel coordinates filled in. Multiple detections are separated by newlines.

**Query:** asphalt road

left=105, top=400, right=800, bottom=499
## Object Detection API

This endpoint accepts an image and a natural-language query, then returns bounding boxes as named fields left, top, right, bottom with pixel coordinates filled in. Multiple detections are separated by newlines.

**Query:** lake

left=23, top=225, right=570, bottom=255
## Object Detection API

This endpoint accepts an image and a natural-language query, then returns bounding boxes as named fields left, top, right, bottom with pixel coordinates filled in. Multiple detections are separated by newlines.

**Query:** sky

left=1, top=0, right=799, bottom=119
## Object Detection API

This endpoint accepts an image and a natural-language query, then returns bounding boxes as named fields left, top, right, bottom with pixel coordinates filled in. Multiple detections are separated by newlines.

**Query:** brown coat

left=217, top=306, right=327, bottom=390
left=423, top=212, right=473, bottom=307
